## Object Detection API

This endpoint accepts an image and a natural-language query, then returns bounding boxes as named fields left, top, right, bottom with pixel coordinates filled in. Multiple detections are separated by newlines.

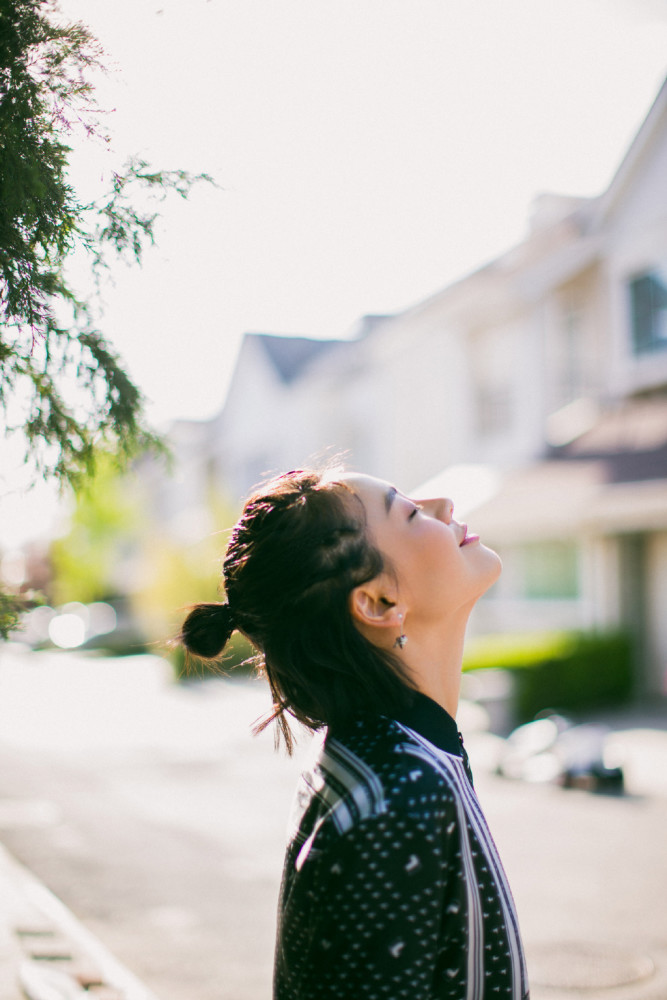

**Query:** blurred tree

left=123, top=478, right=238, bottom=647
left=49, top=449, right=145, bottom=605
left=133, top=508, right=256, bottom=676
left=50, top=451, right=241, bottom=662
left=0, top=0, right=213, bottom=637
left=0, top=584, right=30, bottom=640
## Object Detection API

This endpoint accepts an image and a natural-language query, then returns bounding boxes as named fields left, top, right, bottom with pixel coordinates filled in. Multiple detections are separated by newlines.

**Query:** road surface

left=0, top=646, right=666, bottom=1000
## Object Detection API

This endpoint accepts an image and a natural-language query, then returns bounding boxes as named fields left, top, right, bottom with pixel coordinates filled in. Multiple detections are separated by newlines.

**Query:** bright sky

left=59, top=0, right=667, bottom=428
left=2, top=0, right=667, bottom=549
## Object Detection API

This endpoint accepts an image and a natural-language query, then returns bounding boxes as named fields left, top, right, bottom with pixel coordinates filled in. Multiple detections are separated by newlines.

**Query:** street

left=0, top=646, right=666, bottom=1000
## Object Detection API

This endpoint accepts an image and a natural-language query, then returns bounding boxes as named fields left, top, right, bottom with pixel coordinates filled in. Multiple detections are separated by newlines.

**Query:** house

left=208, top=317, right=390, bottom=501
left=166, top=76, right=667, bottom=697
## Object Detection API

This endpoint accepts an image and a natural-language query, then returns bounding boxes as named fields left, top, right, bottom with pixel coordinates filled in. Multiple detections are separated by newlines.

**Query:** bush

left=463, top=630, right=634, bottom=722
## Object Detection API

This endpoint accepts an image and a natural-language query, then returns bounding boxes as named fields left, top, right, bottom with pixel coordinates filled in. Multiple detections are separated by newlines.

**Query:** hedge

left=463, top=630, right=634, bottom=722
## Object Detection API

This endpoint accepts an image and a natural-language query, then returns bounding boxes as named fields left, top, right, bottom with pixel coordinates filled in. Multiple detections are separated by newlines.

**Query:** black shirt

left=274, top=692, right=530, bottom=999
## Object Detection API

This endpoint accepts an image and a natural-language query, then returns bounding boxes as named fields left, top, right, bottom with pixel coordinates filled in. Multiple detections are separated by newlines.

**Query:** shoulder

left=285, top=715, right=470, bottom=872
left=320, top=714, right=465, bottom=830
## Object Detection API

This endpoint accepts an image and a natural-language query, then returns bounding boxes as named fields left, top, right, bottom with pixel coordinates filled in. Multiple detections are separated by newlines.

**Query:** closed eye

left=408, top=504, right=423, bottom=520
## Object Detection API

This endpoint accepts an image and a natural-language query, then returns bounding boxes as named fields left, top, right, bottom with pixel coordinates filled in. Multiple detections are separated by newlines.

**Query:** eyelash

left=408, top=504, right=423, bottom=520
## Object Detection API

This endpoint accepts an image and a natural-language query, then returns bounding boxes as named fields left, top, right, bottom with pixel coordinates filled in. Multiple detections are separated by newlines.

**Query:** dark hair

left=177, top=468, right=415, bottom=750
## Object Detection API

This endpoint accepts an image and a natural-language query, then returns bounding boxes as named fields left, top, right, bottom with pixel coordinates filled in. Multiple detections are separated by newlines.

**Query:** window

left=520, top=541, right=579, bottom=599
left=555, top=299, right=587, bottom=404
left=629, top=268, right=667, bottom=355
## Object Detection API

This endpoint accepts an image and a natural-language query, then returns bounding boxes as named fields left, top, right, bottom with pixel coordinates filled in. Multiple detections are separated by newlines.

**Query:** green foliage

left=0, top=584, right=29, bottom=639
left=0, top=0, right=213, bottom=486
left=131, top=494, right=234, bottom=643
left=463, top=630, right=634, bottom=721
left=0, top=582, right=43, bottom=640
left=47, top=449, right=249, bottom=673
left=49, top=448, right=145, bottom=604
left=133, top=531, right=225, bottom=643
left=123, top=479, right=256, bottom=678
left=463, top=631, right=573, bottom=671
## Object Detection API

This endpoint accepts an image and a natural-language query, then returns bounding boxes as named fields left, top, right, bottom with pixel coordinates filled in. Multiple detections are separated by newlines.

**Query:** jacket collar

left=393, top=690, right=462, bottom=757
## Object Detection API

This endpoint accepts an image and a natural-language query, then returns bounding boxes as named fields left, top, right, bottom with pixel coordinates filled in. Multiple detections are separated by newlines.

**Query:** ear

left=349, top=579, right=402, bottom=632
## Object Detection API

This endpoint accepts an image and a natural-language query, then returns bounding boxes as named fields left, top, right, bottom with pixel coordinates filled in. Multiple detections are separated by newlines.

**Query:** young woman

left=178, top=467, right=529, bottom=1000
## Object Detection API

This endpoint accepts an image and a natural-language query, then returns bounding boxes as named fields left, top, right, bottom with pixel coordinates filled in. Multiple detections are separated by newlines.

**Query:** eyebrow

left=384, top=486, right=398, bottom=514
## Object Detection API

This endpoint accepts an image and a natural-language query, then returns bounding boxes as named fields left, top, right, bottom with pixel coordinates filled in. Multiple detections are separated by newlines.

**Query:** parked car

left=497, top=713, right=625, bottom=794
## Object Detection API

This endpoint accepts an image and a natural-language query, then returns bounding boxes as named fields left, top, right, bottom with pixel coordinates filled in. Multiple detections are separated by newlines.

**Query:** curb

left=0, top=842, right=159, bottom=1000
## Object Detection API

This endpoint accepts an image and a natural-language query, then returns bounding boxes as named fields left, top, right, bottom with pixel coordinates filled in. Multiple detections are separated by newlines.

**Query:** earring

left=394, top=614, right=407, bottom=650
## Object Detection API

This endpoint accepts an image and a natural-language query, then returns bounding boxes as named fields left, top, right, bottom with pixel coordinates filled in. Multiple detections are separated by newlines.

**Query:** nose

left=421, top=497, right=454, bottom=523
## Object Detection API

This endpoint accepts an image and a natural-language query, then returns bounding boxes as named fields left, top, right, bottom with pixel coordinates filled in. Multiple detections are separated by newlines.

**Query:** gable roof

left=250, top=333, right=348, bottom=384
left=594, top=74, right=667, bottom=226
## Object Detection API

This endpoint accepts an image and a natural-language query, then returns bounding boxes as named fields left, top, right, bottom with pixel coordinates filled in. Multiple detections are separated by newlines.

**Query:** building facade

left=168, top=77, right=667, bottom=697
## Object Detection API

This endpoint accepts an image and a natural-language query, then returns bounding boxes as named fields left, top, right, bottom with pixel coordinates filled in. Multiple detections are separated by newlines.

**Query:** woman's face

left=339, top=474, right=501, bottom=623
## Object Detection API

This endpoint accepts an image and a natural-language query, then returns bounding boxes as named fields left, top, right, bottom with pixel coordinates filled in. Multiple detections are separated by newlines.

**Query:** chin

left=480, top=543, right=502, bottom=586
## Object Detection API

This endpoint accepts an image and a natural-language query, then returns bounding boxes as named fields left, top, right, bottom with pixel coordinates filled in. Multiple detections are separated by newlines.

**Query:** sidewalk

left=0, top=840, right=158, bottom=1000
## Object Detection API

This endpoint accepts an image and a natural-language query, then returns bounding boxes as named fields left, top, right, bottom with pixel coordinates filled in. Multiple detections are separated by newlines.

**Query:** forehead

left=333, top=473, right=395, bottom=517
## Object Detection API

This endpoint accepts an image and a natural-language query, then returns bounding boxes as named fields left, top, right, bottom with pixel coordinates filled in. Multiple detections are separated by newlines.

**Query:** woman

left=178, top=467, right=530, bottom=1000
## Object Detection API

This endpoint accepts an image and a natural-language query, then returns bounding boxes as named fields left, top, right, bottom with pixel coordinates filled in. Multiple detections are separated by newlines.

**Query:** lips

left=459, top=524, right=480, bottom=547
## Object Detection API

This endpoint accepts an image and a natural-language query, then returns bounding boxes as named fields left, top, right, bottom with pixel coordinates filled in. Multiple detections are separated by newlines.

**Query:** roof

left=345, top=314, right=394, bottom=340
left=595, top=74, right=667, bottom=226
left=250, top=333, right=348, bottom=385
left=550, top=397, right=667, bottom=484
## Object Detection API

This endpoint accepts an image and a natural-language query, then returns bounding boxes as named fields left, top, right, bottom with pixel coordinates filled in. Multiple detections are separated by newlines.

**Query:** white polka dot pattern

left=273, top=714, right=529, bottom=999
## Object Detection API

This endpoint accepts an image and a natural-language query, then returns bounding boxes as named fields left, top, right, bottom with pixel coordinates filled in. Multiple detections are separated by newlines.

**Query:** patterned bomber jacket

left=274, top=692, right=530, bottom=1000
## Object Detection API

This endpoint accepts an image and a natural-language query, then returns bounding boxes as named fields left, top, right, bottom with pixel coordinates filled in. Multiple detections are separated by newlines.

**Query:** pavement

left=0, top=838, right=158, bottom=1000
left=0, top=664, right=666, bottom=999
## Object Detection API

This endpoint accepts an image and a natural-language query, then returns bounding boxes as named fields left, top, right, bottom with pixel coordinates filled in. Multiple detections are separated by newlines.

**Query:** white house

left=166, top=76, right=667, bottom=697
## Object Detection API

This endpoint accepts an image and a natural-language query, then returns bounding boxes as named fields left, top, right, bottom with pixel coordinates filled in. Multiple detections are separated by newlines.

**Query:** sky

left=2, top=0, right=667, bottom=549
left=59, top=0, right=667, bottom=428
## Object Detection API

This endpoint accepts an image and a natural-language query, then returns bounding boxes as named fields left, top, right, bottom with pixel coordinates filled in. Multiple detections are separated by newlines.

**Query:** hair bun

left=178, top=601, right=235, bottom=660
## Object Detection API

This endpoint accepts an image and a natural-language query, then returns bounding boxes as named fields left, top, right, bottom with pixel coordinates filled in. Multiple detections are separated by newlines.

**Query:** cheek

left=433, top=533, right=499, bottom=589
left=420, top=529, right=461, bottom=580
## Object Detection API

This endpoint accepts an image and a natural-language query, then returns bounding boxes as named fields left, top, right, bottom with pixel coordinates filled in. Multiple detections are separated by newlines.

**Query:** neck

left=401, top=609, right=472, bottom=718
